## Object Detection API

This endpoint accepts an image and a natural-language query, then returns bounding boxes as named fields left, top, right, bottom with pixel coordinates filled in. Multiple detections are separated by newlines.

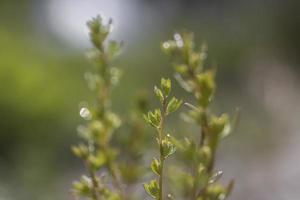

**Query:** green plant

left=71, top=16, right=123, bottom=200
left=161, top=32, right=237, bottom=200
left=71, top=16, right=238, bottom=200
left=143, top=78, right=182, bottom=200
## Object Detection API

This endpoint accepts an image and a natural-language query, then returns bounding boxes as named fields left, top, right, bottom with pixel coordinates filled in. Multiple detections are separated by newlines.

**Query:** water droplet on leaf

left=163, top=42, right=170, bottom=49
left=79, top=107, right=91, bottom=120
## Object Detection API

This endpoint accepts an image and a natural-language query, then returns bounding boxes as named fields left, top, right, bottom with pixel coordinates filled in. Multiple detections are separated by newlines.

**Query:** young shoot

left=144, top=78, right=182, bottom=200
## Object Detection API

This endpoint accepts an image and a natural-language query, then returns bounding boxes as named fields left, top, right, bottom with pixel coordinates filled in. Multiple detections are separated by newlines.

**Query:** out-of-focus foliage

left=72, top=16, right=237, bottom=200
left=161, top=32, right=237, bottom=199
left=71, top=16, right=152, bottom=200
left=71, top=16, right=124, bottom=200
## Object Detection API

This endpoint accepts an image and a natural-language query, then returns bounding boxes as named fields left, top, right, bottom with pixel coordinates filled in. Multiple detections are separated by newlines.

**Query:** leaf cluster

left=144, top=78, right=182, bottom=200
left=161, top=32, right=237, bottom=199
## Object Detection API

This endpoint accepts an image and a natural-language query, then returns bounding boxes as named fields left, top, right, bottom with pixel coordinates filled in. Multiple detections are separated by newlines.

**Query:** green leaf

left=189, top=52, right=201, bottom=69
left=206, top=184, right=227, bottom=200
left=222, top=108, right=240, bottom=138
left=181, top=138, right=197, bottom=162
left=107, top=112, right=122, bottom=129
left=169, top=135, right=184, bottom=150
left=208, top=114, right=230, bottom=152
left=175, top=64, right=188, bottom=75
left=209, top=114, right=229, bottom=136
left=72, top=176, right=93, bottom=197
left=194, top=164, right=209, bottom=189
left=166, top=97, right=182, bottom=114
left=71, top=144, right=89, bottom=159
left=151, top=158, right=161, bottom=175
left=143, top=109, right=161, bottom=128
left=197, top=146, right=212, bottom=167
left=196, top=70, right=216, bottom=108
left=86, top=15, right=111, bottom=50
left=154, top=86, right=164, bottom=103
left=110, top=67, right=122, bottom=86
left=108, top=40, right=122, bottom=59
left=160, top=78, right=171, bottom=96
left=144, top=179, right=159, bottom=199
left=162, top=138, right=176, bottom=159
left=88, top=151, right=106, bottom=170
left=161, top=40, right=178, bottom=55
left=102, top=188, right=122, bottom=200
left=106, top=112, right=122, bottom=129
left=89, top=121, right=105, bottom=139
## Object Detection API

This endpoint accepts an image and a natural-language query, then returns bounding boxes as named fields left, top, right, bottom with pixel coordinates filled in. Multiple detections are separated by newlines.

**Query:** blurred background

left=0, top=0, right=300, bottom=199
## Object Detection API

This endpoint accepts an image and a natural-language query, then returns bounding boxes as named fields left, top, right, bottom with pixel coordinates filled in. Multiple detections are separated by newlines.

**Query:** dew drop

left=163, top=42, right=170, bottom=49
left=174, top=33, right=183, bottom=48
left=174, top=33, right=181, bottom=41
left=80, top=107, right=91, bottom=120
left=167, top=194, right=172, bottom=199
left=209, top=170, right=223, bottom=184
left=216, top=170, right=223, bottom=176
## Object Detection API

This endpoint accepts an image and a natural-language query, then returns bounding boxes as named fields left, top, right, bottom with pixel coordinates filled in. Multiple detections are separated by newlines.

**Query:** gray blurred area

left=0, top=0, right=300, bottom=199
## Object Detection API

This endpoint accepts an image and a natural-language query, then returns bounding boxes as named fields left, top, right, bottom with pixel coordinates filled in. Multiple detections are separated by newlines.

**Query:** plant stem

left=191, top=117, right=207, bottom=200
left=158, top=98, right=167, bottom=200
left=185, top=57, right=213, bottom=200
left=159, top=152, right=164, bottom=200
left=88, top=166, right=100, bottom=200
left=193, top=112, right=209, bottom=200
